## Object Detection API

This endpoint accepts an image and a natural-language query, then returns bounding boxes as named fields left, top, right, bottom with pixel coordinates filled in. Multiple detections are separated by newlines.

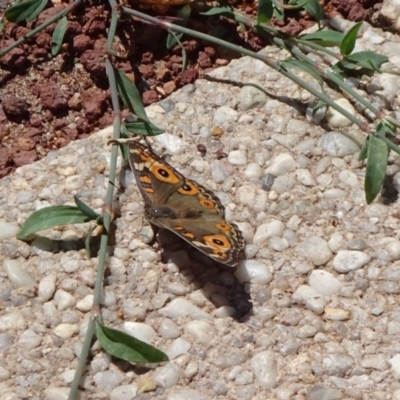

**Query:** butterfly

left=117, top=139, right=245, bottom=267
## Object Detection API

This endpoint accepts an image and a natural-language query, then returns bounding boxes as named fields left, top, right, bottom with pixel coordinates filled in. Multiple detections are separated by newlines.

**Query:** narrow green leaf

left=74, top=196, right=101, bottom=221
left=365, top=134, right=388, bottom=204
left=344, top=51, right=388, bottom=71
left=5, top=0, right=42, bottom=22
left=0, top=20, right=4, bottom=35
left=51, top=16, right=68, bottom=56
left=26, top=0, right=47, bottom=22
left=166, top=4, right=191, bottom=49
left=96, top=321, right=169, bottom=364
left=280, top=59, right=323, bottom=85
left=300, top=30, right=344, bottom=47
left=257, top=0, right=273, bottom=25
left=302, top=0, right=325, bottom=23
left=16, top=206, right=95, bottom=240
left=273, top=7, right=284, bottom=21
left=124, top=121, right=164, bottom=137
left=200, top=6, right=234, bottom=18
left=340, top=22, right=362, bottom=56
left=114, top=67, right=149, bottom=122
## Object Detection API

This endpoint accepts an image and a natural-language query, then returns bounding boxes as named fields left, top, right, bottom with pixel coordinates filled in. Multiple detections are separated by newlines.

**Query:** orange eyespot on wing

left=178, top=181, right=200, bottom=195
left=199, top=197, right=217, bottom=210
left=149, top=162, right=180, bottom=184
left=215, top=222, right=232, bottom=232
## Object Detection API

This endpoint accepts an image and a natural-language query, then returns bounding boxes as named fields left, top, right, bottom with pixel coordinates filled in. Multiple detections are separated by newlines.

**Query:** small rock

left=324, top=307, right=350, bottom=321
left=54, top=323, right=79, bottom=339
left=292, top=285, right=326, bottom=314
left=235, top=260, right=273, bottom=284
left=253, top=220, right=285, bottom=245
left=296, top=237, right=332, bottom=266
left=54, top=289, right=76, bottom=310
left=325, top=98, right=356, bottom=128
left=228, top=150, right=247, bottom=165
left=3, top=259, right=36, bottom=288
left=333, top=250, right=371, bottom=273
left=184, top=320, right=214, bottom=344
left=166, top=338, right=191, bottom=360
left=265, top=153, right=296, bottom=176
left=0, top=222, right=19, bottom=240
left=110, top=384, right=138, bottom=400
left=0, top=312, right=26, bottom=332
left=18, top=328, right=42, bottom=350
left=123, top=322, right=156, bottom=344
left=160, top=298, right=211, bottom=320
left=319, top=131, right=360, bottom=157
left=153, top=363, right=181, bottom=389
left=309, top=270, right=342, bottom=296
left=250, top=351, right=278, bottom=389
left=38, top=274, right=57, bottom=302
left=76, top=294, right=94, bottom=312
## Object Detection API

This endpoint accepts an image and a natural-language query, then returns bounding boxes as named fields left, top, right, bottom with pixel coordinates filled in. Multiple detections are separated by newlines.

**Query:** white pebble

left=158, top=318, right=180, bottom=339
left=265, top=153, right=296, bottom=176
left=38, top=274, right=57, bottom=302
left=123, top=322, right=156, bottom=344
left=269, top=237, right=289, bottom=251
left=110, top=384, right=138, bottom=400
left=238, top=79, right=268, bottom=111
left=213, top=106, right=238, bottom=124
left=133, top=249, right=161, bottom=263
left=270, top=175, right=295, bottom=194
left=0, top=312, right=26, bottom=332
left=295, top=169, right=316, bottom=186
left=65, top=175, right=84, bottom=191
left=18, top=328, right=42, bottom=350
left=0, top=221, right=19, bottom=240
left=3, top=259, right=36, bottom=288
left=76, top=294, right=94, bottom=312
left=326, top=98, right=356, bottom=127
left=253, top=220, right=285, bottom=245
left=0, top=365, right=11, bottom=380
left=333, top=250, right=371, bottom=273
left=166, top=338, right=192, bottom=360
left=296, top=237, right=332, bottom=266
left=236, top=185, right=257, bottom=207
left=160, top=298, right=212, bottom=320
left=309, top=270, right=343, bottom=296
left=324, top=307, right=350, bottom=321
left=235, top=260, right=273, bottom=284
left=389, top=355, right=400, bottom=379
left=328, top=232, right=344, bottom=253
left=54, top=323, right=79, bottom=339
left=168, top=389, right=206, bottom=400
left=211, top=160, right=233, bottom=183
left=154, top=133, right=185, bottom=155
left=228, top=150, right=247, bottom=165
left=319, top=131, right=360, bottom=157
left=339, top=170, right=358, bottom=187
left=386, top=241, right=400, bottom=261
left=184, top=320, right=215, bottom=344
left=153, top=364, right=181, bottom=389
left=243, top=163, right=262, bottom=179
left=323, top=188, right=347, bottom=198
left=53, top=289, right=76, bottom=310
left=250, top=351, right=278, bottom=389
left=44, top=387, right=75, bottom=400
left=292, top=285, right=326, bottom=314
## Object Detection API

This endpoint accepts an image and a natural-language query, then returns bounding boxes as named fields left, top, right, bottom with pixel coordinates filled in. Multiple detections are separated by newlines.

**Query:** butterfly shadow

left=157, top=229, right=253, bottom=322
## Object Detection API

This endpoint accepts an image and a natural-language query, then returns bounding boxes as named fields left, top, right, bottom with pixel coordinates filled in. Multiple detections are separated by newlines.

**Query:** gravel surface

left=2, top=12, right=400, bottom=400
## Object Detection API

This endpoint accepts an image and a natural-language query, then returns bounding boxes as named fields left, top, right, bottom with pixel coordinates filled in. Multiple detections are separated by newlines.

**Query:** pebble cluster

left=2, top=16, right=400, bottom=400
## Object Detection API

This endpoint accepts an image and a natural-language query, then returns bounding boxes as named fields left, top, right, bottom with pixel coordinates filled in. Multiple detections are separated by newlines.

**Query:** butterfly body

left=125, top=140, right=244, bottom=267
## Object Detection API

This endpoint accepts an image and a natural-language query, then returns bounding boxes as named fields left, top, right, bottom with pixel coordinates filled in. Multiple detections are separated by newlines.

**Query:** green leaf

left=166, top=4, right=191, bottom=49
left=340, top=22, right=362, bottom=56
left=365, top=134, right=388, bottom=204
left=124, top=121, right=164, bottom=137
left=273, top=7, right=284, bottom=21
left=74, top=196, right=102, bottom=223
left=336, top=51, right=389, bottom=73
left=51, top=16, right=68, bottom=56
left=16, top=206, right=96, bottom=240
left=114, top=67, right=149, bottom=122
left=302, top=0, right=325, bottom=23
left=300, top=30, right=344, bottom=47
left=5, top=0, right=47, bottom=23
left=280, top=59, right=323, bottom=85
left=358, top=138, right=368, bottom=161
left=0, top=20, right=4, bottom=36
left=257, top=0, right=273, bottom=25
left=200, top=6, right=234, bottom=18
left=96, top=321, right=169, bottom=364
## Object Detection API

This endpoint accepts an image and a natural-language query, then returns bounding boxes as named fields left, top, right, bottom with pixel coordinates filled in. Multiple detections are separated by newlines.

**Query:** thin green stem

left=68, top=316, right=96, bottom=400
left=0, top=0, right=82, bottom=58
